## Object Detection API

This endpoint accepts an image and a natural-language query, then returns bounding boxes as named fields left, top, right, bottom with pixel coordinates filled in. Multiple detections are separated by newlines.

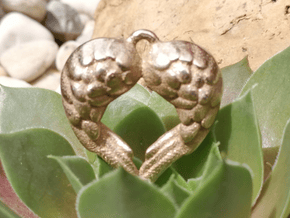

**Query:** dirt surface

left=92, top=0, right=290, bottom=71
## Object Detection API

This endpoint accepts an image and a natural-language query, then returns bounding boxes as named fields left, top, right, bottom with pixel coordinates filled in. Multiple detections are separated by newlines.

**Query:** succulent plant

left=0, top=43, right=290, bottom=218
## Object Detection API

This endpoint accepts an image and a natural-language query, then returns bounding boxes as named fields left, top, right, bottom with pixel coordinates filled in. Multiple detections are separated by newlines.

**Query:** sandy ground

left=92, top=0, right=290, bottom=71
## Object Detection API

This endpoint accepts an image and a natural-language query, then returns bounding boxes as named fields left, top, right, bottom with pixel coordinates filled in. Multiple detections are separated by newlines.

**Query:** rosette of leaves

left=1, top=46, right=290, bottom=218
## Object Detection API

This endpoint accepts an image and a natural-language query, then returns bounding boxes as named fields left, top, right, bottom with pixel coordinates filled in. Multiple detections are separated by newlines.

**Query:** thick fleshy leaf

left=0, top=161, right=38, bottom=218
left=77, top=168, right=176, bottom=218
left=187, top=177, right=202, bottom=192
left=147, top=91, right=180, bottom=130
left=172, top=130, right=216, bottom=180
left=154, top=165, right=189, bottom=189
left=251, top=119, right=290, bottom=218
left=102, top=83, right=179, bottom=130
left=0, top=200, right=21, bottom=218
left=94, top=156, right=114, bottom=178
left=154, top=167, right=179, bottom=187
left=101, top=84, right=167, bottom=161
left=173, top=173, right=189, bottom=190
left=215, top=89, right=263, bottom=204
left=198, top=144, right=222, bottom=183
left=0, top=85, right=85, bottom=156
left=161, top=175, right=191, bottom=208
left=262, top=146, right=279, bottom=181
left=101, top=84, right=180, bottom=161
left=220, top=56, right=252, bottom=107
left=176, top=159, right=252, bottom=218
left=48, top=156, right=96, bottom=193
left=184, top=144, right=221, bottom=192
left=0, top=128, right=77, bottom=218
left=240, top=46, right=290, bottom=149
left=85, top=150, right=113, bottom=178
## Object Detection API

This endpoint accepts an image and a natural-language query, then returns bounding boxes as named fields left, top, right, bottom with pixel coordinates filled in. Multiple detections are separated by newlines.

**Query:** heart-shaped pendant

left=61, top=30, right=223, bottom=181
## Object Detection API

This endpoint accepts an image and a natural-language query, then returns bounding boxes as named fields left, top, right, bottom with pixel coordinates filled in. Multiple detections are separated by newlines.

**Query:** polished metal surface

left=61, top=30, right=223, bottom=181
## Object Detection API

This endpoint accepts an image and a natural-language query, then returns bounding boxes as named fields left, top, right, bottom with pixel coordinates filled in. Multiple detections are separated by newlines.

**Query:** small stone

left=1, top=0, right=47, bottom=22
left=56, top=40, right=80, bottom=71
left=79, top=13, right=92, bottom=26
left=0, top=12, right=54, bottom=56
left=0, top=65, right=8, bottom=76
left=60, top=0, right=101, bottom=18
left=0, top=76, right=32, bottom=88
left=55, top=85, right=61, bottom=94
left=0, top=7, right=5, bottom=19
left=76, top=20, right=95, bottom=44
left=44, top=1, right=84, bottom=42
left=31, top=68, right=61, bottom=90
left=0, top=40, right=59, bottom=82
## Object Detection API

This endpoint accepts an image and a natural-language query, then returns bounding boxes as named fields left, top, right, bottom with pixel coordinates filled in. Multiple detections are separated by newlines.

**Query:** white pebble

left=55, top=85, right=61, bottom=94
left=79, top=13, right=92, bottom=26
left=76, top=20, right=95, bottom=44
left=1, top=0, right=47, bottom=22
left=0, top=76, right=32, bottom=88
left=56, top=40, right=80, bottom=71
left=0, top=65, right=8, bottom=76
left=31, top=68, right=61, bottom=90
left=0, top=12, right=54, bottom=56
left=60, top=0, right=101, bottom=18
left=0, top=40, right=59, bottom=82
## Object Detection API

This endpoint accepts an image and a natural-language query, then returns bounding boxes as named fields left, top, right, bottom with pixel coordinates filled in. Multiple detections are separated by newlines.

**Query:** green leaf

left=154, top=166, right=189, bottom=190
left=262, top=146, right=279, bottom=181
left=147, top=91, right=180, bottom=130
left=240, top=46, right=290, bottom=149
left=0, top=85, right=85, bottom=157
left=285, top=204, right=290, bottom=218
left=198, top=143, right=222, bottom=183
left=183, top=143, right=221, bottom=192
left=184, top=144, right=221, bottom=192
left=172, top=130, right=216, bottom=180
left=0, top=200, right=21, bottom=218
left=215, top=89, right=263, bottom=204
left=187, top=177, right=202, bottom=192
left=94, top=155, right=114, bottom=178
left=0, top=128, right=77, bottom=218
left=77, top=168, right=176, bottom=218
left=154, top=167, right=178, bottom=187
left=48, top=156, right=96, bottom=193
left=101, top=84, right=167, bottom=161
left=176, top=159, right=252, bottom=218
left=251, top=119, right=290, bottom=218
left=220, top=56, right=252, bottom=107
left=160, top=175, right=191, bottom=208
left=102, top=83, right=150, bottom=131
left=85, top=150, right=114, bottom=178
left=173, top=173, right=190, bottom=190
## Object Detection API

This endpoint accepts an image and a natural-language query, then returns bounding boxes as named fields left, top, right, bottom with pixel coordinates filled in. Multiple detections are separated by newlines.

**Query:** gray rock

left=0, top=76, right=32, bottom=88
left=60, top=0, right=101, bottom=18
left=31, top=68, right=60, bottom=90
left=56, top=40, right=80, bottom=71
left=0, top=7, right=5, bottom=19
left=0, top=40, right=59, bottom=82
left=1, top=0, right=47, bottom=22
left=44, top=1, right=84, bottom=42
left=0, top=12, right=54, bottom=56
